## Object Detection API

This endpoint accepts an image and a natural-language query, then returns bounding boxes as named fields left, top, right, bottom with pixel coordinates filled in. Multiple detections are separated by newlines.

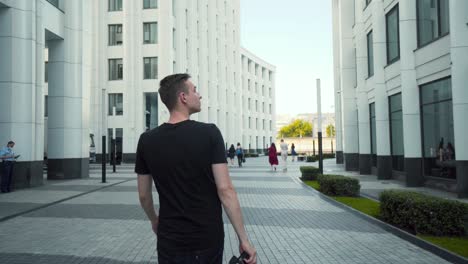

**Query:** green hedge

left=244, top=153, right=259, bottom=158
left=299, top=166, right=321, bottom=180
left=317, top=174, right=360, bottom=197
left=379, top=190, right=468, bottom=236
left=305, top=154, right=335, bottom=162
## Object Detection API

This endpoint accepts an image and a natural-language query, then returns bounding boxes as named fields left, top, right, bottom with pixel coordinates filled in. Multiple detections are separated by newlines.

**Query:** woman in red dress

left=268, top=143, right=279, bottom=171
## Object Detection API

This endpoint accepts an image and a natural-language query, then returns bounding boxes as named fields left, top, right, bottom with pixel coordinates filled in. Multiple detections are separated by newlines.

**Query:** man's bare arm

left=212, top=164, right=256, bottom=264
left=137, top=174, right=159, bottom=234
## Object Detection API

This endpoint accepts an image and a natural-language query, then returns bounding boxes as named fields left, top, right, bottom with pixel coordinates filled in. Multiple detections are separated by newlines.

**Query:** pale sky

left=240, top=0, right=335, bottom=116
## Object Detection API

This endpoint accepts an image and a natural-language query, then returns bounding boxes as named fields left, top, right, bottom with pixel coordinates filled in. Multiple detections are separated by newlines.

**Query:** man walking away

left=236, top=143, right=244, bottom=167
left=135, top=74, right=257, bottom=264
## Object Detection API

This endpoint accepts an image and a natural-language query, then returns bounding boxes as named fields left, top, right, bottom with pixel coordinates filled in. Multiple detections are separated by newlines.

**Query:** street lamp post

left=101, top=88, right=107, bottom=183
left=317, top=79, right=323, bottom=174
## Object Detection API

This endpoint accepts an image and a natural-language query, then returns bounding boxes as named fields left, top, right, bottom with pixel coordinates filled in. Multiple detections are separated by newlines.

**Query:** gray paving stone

left=0, top=156, right=453, bottom=263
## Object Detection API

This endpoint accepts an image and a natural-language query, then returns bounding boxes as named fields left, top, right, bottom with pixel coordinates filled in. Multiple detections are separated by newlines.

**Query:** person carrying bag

left=236, top=143, right=244, bottom=167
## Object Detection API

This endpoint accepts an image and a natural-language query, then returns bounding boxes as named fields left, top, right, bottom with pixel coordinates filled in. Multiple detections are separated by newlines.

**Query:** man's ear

left=178, top=91, right=187, bottom=104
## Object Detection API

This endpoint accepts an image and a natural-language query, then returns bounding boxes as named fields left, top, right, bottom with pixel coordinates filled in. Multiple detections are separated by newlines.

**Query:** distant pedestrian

left=268, top=143, right=278, bottom=171
left=280, top=139, right=288, bottom=171
left=228, top=144, right=236, bottom=166
left=0, top=141, right=17, bottom=193
left=236, top=143, right=244, bottom=167
left=135, top=74, right=256, bottom=264
left=291, top=143, right=297, bottom=162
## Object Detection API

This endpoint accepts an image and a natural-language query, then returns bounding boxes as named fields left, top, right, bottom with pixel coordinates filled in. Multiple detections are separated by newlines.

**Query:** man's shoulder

left=190, top=120, right=219, bottom=131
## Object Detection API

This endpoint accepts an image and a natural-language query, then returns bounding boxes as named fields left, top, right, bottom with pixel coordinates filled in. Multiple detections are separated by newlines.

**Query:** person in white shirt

left=280, top=139, right=288, bottom=172
left=0, top=141, right=16, bottom=193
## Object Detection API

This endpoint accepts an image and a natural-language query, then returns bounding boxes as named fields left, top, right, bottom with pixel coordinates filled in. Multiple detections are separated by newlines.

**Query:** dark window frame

left=416, top=0, right=450, bottom=48
left=364, top=0, right=372, bottom=10
left=46, top=0, right=64, bottom=12
left=143, top=22, right=158, bottom=44
left=143, top=57, right=158, bottom=79
left=367, top=30, right=374, bottom=78
left=143, top=0, right=158, bottom=9
left=108, top=58, right=123, bottom=81
left=388, top=93, right=404, bottom=171
left=369, top=102, right=377, bottom=167
left=108, top=0, right=123, bottom=12
left=418, top=76, right=455, bottom=179
left=108, top=93, right=124, bottom=116
left=385, top=4, right=400, bottom=65
left=108, top=24, right=123, bottom=46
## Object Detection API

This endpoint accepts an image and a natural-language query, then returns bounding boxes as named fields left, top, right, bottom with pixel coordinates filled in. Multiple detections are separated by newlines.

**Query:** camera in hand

left=229, top=251, right=249, bottom=264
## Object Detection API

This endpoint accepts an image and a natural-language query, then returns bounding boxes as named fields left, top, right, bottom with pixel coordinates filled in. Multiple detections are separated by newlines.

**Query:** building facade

left=332, top=0, right=468, bottom=197
left=0, top=0, right=276, bottom=189
left=240, top=48, right=276, bottom=153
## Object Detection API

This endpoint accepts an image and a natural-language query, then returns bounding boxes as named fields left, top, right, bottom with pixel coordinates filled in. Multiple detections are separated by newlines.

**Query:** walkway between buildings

left=0, top=157, right=451, bottom=263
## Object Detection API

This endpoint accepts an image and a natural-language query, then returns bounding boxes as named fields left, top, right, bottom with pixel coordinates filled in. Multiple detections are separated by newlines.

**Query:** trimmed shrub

left=317, top=174, right=360, bottom=197
left=244, top=153, right=259, bottom=158
left=305, top=154, right=335, bottom=162
left=300, top=166, right=321, bottom=180
left=379, top=190, right=468, bottom=236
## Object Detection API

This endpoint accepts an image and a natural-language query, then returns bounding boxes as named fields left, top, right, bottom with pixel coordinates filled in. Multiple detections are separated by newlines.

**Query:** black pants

left=158, top=246, right=223, bottom=264
left=237, top=154, right=243, bottom=167
left=1, top=161, right=14, bottom=192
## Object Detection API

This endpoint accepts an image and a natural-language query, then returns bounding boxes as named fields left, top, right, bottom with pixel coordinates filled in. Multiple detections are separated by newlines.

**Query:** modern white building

left=0, top=0, right=276, bottom=189
left=332, top=0, right=468, bottom=197
left=240, top=47, right=276, bottom=153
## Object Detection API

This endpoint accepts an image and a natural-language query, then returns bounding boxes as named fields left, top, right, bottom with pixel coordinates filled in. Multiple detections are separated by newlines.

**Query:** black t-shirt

left=135, top=120, right=227, bottom=254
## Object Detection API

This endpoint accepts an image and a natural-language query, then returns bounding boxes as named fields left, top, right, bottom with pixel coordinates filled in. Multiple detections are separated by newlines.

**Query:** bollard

left=111, top=139, right=116, bottom=173
left=102, top=135, right=106, bottom=183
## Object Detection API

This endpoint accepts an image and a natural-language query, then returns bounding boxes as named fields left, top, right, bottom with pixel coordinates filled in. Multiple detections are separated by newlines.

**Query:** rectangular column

left=400, top=0, right=424, bottom=187
left=450, top=0, right=468, bottom=198
left=0, top=2, right=43, bottom=188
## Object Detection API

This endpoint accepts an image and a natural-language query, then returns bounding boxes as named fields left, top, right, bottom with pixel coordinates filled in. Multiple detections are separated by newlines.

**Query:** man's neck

left=168, top=110, right=190, bottom=124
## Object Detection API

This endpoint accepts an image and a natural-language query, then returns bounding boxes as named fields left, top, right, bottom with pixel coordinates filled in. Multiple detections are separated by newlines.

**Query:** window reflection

left=420, top=77, right=455, bottom=179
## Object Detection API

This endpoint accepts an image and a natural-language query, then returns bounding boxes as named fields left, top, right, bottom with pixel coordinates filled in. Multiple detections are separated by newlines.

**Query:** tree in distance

left=278, top=119, right=313, bottom=138
left=326, top=124, right=336, bottom=138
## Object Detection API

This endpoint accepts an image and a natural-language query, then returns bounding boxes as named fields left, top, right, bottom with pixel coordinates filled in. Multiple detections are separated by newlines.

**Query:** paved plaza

left=0, top=157, right=452, bottom=263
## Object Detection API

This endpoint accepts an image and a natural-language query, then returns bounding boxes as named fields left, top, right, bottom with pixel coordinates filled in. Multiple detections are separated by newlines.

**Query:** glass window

left=173, top=28, right=176, bottom=49
left=44, top=95, right=48, bottom=117
left=109, top=59, right=123, bottom=80
left=108, top=93, right=123, bottom=115
left=417, top=0, right=450, bottom=47
left=108, top=24, right=123, bottom=46
left=145, top=93, right=158, bottom=131
left=439, top=0, right=450, bottom=36
left=109, top=0, right=122, bottom=11
left=47, top=0, right=59, bottom=8
left=143, top=22, right=157, bottom=44
left=45, top=62, right=48, bottom=83
left=367, top=31, right=374, bottom=77
left=420, top=77, right=455, bottom=179
left=143, top=57, right=158, bottom=79
left=389, top=93, right=404, bottom=171
left=386, top=5, right=399, bottom=64
left=369, top=103, right=377, bottom=166
left=143, top=0, right=157, bottom=9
